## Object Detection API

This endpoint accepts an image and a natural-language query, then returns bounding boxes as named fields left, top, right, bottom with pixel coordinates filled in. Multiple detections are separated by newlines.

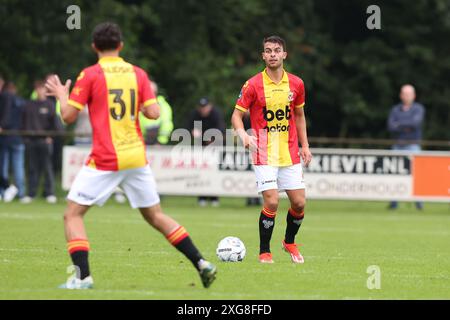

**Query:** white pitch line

left=0, top=248, right=46, bottom=252
left=0, top=212, right=61, bottom=221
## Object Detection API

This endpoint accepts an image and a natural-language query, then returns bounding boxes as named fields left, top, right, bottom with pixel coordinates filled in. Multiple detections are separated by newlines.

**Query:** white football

left=216, top=236, right=246, bottom=262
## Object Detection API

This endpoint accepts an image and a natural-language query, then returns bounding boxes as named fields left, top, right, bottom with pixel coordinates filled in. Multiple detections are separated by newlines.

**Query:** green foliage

left=0, top=0, right=448, bottom=141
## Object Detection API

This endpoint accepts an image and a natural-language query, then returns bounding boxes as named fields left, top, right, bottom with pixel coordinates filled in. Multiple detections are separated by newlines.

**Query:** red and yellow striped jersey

left=235, top=69, right=305, bottom=166
left=68, top=56, right=156, bottom=171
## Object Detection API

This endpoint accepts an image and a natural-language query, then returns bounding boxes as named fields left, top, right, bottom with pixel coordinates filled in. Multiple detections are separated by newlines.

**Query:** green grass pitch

left=0, top=196, right=449, bottom=299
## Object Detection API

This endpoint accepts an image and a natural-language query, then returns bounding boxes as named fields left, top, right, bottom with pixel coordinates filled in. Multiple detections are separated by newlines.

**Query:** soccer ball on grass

left=216, top=236, right=246, bottom=262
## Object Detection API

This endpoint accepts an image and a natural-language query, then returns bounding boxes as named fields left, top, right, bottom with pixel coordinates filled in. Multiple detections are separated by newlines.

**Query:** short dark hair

left=92, top=22, right=122, bottom=51
left=34, top=80, right=45, bottom=89
left=263, top=36, right=286, bottom=51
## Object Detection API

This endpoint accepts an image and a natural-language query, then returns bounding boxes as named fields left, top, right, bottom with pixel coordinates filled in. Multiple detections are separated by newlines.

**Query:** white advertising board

left=62, top=146, right=450, bottom=202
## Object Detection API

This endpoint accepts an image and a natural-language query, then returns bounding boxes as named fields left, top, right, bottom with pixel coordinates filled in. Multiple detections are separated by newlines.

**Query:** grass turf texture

left=0, top=197, right=449, bottom=299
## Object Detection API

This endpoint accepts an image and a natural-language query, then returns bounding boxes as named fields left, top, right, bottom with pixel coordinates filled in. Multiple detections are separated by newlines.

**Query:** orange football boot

left=259, top=252, right=274, bottom=264
left=282, top=240, right=304, bottom=264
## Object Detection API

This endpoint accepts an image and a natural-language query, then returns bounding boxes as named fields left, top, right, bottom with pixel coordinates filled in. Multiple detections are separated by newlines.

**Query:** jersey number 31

left=109, top=89, right=136, bottom=121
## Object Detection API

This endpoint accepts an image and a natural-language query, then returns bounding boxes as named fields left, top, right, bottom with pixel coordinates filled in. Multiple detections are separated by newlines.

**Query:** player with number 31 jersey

left=68, top=57, right=156, bottom=170
left=45, top=22, right=216, bottom=290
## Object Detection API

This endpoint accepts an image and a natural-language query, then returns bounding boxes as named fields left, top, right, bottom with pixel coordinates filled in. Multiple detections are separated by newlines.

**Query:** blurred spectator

left=30, top=74, right=65, bottom=175
left=0, top=76, right=14, bottom=201
left=0, top=75, right=7, bottom=200
left=139, top=81, right=174, bottom=145
left=21, top=80, right=62, bottom=204
left=0, top=81, right=26, bottom=202
left=387, top=84, right=425, bottom=210
left=73, top=107, right=92, bottom=145
left=187, top=97, right=225, bottom=207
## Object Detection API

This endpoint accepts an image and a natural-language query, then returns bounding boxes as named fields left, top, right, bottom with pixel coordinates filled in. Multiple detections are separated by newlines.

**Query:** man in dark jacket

left=187, top=97, right=225, bottom=207
left=0, top=81, right=26, bottom=202
left=21, top=80, right=62, bottom=204
left=387, top=84, right=425, bottom=210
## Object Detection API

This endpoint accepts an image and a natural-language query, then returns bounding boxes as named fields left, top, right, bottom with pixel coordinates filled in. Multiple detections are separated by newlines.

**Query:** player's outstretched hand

left=300, top=146, right=312, bottom=167
left=45, top=75, right=71, bottom=100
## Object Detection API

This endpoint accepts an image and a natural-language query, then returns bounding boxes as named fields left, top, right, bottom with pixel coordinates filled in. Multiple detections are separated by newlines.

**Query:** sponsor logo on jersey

left=263, top=105, right=291, bottom=132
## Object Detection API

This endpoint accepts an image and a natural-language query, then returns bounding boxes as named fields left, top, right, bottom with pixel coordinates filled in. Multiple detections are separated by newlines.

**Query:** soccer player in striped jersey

left=231, top=36, right=312, bottom=264
left=45, top=22, right=216, bottom=289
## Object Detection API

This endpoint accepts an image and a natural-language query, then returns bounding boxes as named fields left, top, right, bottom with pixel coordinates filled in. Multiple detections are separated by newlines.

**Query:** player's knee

left=265, top=202, right=278, bottom=213
left=263, top=194, right=279, bottom=212
left=291, top=198, right=306, bottom=213
left=64, top=201, right=88, bottom=221
left=63, top=207, right=85, bottom=222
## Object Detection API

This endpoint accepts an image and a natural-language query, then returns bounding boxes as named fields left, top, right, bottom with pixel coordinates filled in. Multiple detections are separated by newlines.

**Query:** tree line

left=1, top=0, right=449, bottom=143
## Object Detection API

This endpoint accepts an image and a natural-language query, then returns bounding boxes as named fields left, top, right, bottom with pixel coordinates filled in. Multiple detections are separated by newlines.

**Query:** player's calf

left=284, top=207, right=304, bottom=244
left=282, top=207, right=305, bottom=264
left=166, top=225, right=217, bottom=288
left=259, top=207, right=277, bottom=257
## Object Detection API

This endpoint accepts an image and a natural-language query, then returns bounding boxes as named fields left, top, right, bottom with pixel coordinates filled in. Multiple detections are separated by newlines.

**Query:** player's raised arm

left=45, top=75, right=79, bottom=124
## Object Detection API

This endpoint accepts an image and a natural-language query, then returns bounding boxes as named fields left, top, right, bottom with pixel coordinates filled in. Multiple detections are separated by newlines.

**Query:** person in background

left=0, top=75, right=7, bottom=201
left=0, top=81, right=26, bottom=202
left=73, top=106, right=92, bottom=146
left=21, top=80, right=61, bottom=204
left=0, top=75, right=15, bottom=201
left=387, top=84, right=425, bottom=210
left=187, top=97, right=225, bottom=207
left=30, top=74, right=65, bottom=176
left=139, top=80, right=174, bottom=145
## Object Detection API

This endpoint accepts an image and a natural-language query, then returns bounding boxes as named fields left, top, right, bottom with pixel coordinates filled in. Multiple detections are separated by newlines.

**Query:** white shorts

left=67, top=165, right=160, bottom=209
left=254, top=164, right=306, bottom=193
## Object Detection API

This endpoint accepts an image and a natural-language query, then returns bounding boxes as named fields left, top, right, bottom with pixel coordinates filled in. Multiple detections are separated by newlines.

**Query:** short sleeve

left=294, top=79, right=305, bottom=108
left=68, top=70, right=91, bottom=110
left=235, top=81, right=255, bottom=112
left=137, top=69, right=157, bottom=108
